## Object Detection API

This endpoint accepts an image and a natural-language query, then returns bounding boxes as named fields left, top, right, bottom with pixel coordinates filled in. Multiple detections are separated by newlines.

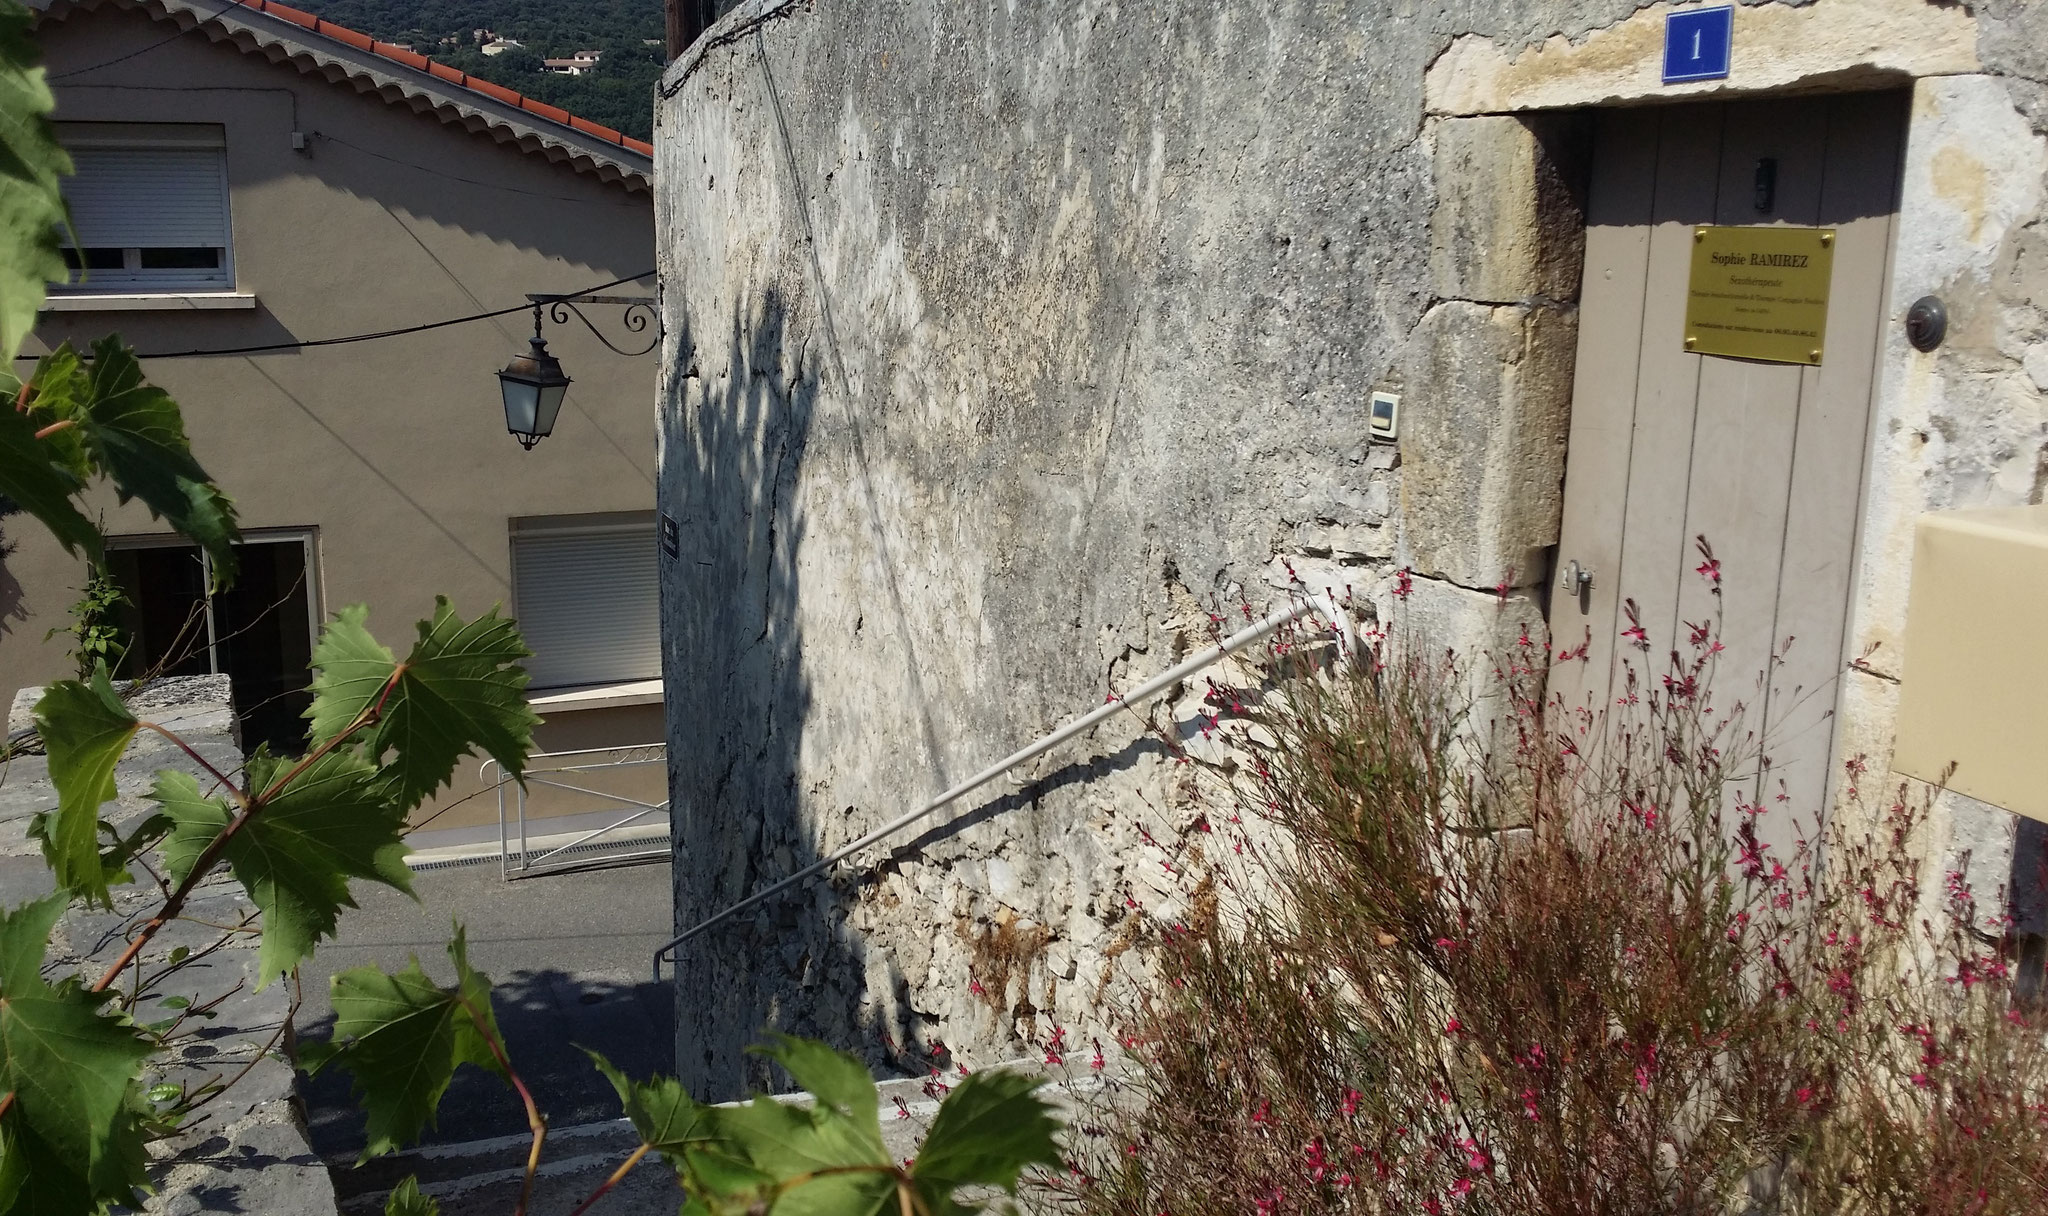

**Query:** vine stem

left=177, top=974, right=300, bottom=1123
left=457, top=994, right=545, bottom=1216
left=91, top=670, right=405, bottom=994
left=0, top=1092, right=13, bottom=1122
left=564, top=1143, right=649, bottom=1216
left=33, top=418, right=75, bottom=440
left=138, top=721, right=245, bottom=808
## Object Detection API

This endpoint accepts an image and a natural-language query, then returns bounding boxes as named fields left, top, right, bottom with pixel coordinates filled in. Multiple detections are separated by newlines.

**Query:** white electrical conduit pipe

left=652, top=588, right=1356, bottom=979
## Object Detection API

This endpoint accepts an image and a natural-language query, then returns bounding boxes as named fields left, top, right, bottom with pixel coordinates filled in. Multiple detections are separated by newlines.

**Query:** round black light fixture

left=1905, top=295, right=1948, bottom=353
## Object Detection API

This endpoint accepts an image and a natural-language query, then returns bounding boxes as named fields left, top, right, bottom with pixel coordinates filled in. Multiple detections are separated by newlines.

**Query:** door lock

left=1559, top=560, right=1593, bottom=595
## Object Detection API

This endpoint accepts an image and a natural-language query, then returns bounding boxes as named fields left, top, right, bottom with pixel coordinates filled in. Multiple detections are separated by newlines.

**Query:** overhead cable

left=14, top=270, right=656, bottom=362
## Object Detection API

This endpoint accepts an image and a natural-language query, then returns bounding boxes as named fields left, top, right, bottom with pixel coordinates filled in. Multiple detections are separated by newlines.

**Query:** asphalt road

left=296, top=854, right=676, bottom=1166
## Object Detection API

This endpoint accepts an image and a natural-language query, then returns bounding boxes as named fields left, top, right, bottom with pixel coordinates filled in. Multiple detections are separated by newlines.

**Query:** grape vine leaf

left=587, top=1048, right=723, bottom=1158
left=79, top=336, right=240, bottom=588
left=0, top=895, right=154, bottom=1216
left=0, top=0, right=71, bottom=366
left=383, top=1175, right=440, bottom=1216
left=306, top=599, right=539, bottom=810
left=714, top=1036, right=896, bottom=1216
left=158, top=749, right=412, bottom=989
left=0, top=396, right=98, bottom=566
left=298, top=925, right=509, bottom=1161
left=16, top=342, right=91, bottom=479
left=31, top=665, right=140, bottom=905
left=909, top=1069, right=1062, bottom=1215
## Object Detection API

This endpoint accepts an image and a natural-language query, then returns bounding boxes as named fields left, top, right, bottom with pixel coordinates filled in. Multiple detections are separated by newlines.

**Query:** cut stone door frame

left=1419, top=0, right=2048, bottom=906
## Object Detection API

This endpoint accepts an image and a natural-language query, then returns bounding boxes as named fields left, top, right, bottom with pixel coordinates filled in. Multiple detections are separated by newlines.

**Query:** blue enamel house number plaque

left=1663, top=5, right=1734, bottom=84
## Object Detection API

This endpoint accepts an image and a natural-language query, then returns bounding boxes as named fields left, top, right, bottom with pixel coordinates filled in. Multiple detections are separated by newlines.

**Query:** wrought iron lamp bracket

left=525, top=291, right=662, bottom=358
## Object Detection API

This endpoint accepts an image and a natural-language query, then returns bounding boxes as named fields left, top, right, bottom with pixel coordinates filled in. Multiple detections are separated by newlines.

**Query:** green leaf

left=586, top=1048, right=723, bottom=1159
left=757, top=1033, right=882, bottom=1129
left=910, top=1069, right=1062, bottom=1215
left=298, top=925, right=509, bottom=1161
left=19, top=343, right=92, bottom=479
left=305, top=604, right=397, bottom=745
left=384, top=1176, right=440, bottom=1216
left=718, top=1038, right=894, bottom=1216
left=145, top=1083, right=181, bottom=1104
left=680, top=1146, right=776, bottom=1209
left=78, top=336, right=239, bottom=587
left=0, top=896, right=155, bottom=1215
left=0, top=0, right=72, bottom=365
left=307, top=599, right=539, bottom=810
left=31, top=666, right=140, bottom=905
left=0, top=396, right=99, bottom=568
left=158, top=750, right=411, bottom=990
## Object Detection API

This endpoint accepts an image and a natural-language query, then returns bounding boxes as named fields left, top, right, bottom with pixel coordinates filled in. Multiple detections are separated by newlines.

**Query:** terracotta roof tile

left=234, top=0, right=650, bottom=160
left=522, top=98, right=572, bottom=126
left=466, top=77, right=523, bottom=106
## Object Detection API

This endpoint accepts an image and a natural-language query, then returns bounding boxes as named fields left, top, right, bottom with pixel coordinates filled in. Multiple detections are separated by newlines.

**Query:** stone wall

left=0, top=678, right=338, bottom=1216
left=654, top=0, right=2048, bottom=1098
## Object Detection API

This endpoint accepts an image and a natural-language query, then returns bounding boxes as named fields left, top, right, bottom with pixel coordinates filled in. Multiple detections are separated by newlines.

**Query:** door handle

left=1559, top=560, right=1593, bottom=595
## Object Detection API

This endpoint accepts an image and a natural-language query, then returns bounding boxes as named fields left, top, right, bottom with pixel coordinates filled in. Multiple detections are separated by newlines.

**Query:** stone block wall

left=654, top=0, right=1590, bottom=1098
left=0, top=678, right=337, bottom=1216
left=655, top=0, right=2048, bottom=1099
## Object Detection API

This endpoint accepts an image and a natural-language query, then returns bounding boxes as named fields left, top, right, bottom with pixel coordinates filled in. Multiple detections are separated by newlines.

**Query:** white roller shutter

left=66, top=148, right=230, bottom=250
left=513, top=525, right=660, bottom=689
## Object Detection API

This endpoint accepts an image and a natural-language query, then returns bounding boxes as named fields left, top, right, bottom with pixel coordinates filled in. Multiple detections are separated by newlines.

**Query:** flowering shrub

left=1048, top=553, right=2048, bottom=1216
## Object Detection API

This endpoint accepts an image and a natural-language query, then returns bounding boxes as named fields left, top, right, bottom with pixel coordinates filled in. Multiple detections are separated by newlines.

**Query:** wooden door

left=1549, top=94, right=1907, bottom=845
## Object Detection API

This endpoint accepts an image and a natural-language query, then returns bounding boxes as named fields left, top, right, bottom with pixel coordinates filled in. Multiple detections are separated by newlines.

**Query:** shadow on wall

left=666, top=285, right=867, bottom=1100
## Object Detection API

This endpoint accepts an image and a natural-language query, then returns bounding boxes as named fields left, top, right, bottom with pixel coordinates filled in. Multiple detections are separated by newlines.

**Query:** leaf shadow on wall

left=665, top=286, right=872, bottom=1101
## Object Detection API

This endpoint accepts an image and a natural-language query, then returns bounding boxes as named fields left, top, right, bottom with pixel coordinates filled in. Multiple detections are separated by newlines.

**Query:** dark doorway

left=107, top=533, right=318, bottom=757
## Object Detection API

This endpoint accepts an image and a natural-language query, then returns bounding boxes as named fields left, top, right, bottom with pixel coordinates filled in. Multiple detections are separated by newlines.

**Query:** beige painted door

left=1550, top=93, right=1907, bottom=842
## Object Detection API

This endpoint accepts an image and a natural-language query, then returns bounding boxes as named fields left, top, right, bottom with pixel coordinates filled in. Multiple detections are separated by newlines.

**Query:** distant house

left=543, top=50, right=603, bottom=75
left=480, top=36, right=522, bottom=56
left=15, top=0, right=662, bottom=846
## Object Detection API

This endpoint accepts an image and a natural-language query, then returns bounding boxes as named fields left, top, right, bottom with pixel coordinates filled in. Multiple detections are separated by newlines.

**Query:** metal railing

left=487, top=743, right=670, bottom=879
left=652, top=590, right=1356, bottom=977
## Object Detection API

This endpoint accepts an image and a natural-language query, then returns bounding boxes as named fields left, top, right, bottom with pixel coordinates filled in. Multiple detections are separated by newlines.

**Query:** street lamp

left=497, top=293, right=659, bottom=449
left=498, top=326, right=571, bottom=451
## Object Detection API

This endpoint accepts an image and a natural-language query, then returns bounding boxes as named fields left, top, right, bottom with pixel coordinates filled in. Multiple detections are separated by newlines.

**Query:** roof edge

left=38, top=0, right=654, bottom=192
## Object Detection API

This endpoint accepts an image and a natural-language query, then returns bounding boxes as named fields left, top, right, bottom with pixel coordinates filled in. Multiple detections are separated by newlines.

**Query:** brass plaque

left=1683, top=225, right=1835, bottom=365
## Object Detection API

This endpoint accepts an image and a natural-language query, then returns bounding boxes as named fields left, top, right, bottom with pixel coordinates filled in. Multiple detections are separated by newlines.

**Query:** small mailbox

left=1893, top=505, right=2048, bottom=823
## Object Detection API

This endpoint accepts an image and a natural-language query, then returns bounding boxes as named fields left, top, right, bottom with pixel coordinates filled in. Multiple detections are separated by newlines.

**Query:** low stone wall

left=0, top=677, right=338, bottom=1216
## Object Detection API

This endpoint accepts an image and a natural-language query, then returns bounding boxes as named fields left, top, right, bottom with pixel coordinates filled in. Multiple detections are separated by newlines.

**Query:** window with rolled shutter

left=54, top=125, right=232, bottom=293
left=511, top=519, right=661, bottom=690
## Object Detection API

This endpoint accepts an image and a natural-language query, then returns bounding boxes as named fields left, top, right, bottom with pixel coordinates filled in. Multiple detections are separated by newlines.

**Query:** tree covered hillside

left=290, top=1, right=665, bottom=140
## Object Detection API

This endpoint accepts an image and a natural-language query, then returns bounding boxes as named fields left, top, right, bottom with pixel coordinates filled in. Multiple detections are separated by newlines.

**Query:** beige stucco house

left=7, top=0, right=664, bottom=845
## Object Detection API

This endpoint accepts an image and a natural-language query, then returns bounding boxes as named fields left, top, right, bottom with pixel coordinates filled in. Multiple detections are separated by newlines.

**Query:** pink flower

left=1444, top=1018, right=1463, bottom=1036
left=1459, top=1139, right=1491, bottom=1172
left=1394, top=567, right=1414, bottom=599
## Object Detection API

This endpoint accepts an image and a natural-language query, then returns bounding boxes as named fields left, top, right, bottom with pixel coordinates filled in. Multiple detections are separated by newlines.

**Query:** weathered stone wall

left=1, top=677, right=337, bottom=1214
left=655, top=0, right=2048, bottom=1098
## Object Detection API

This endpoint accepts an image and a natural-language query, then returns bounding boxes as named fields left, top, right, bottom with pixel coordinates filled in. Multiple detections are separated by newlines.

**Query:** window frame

left=508, top=511, right=662, bottom=693
left=104, top=529, right=321, bottom=677
left=51, top=123, right=235, bottom=296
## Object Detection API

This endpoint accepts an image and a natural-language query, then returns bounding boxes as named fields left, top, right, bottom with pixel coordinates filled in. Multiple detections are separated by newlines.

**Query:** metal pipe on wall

left=652, top=588, right=1355, bottom=979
